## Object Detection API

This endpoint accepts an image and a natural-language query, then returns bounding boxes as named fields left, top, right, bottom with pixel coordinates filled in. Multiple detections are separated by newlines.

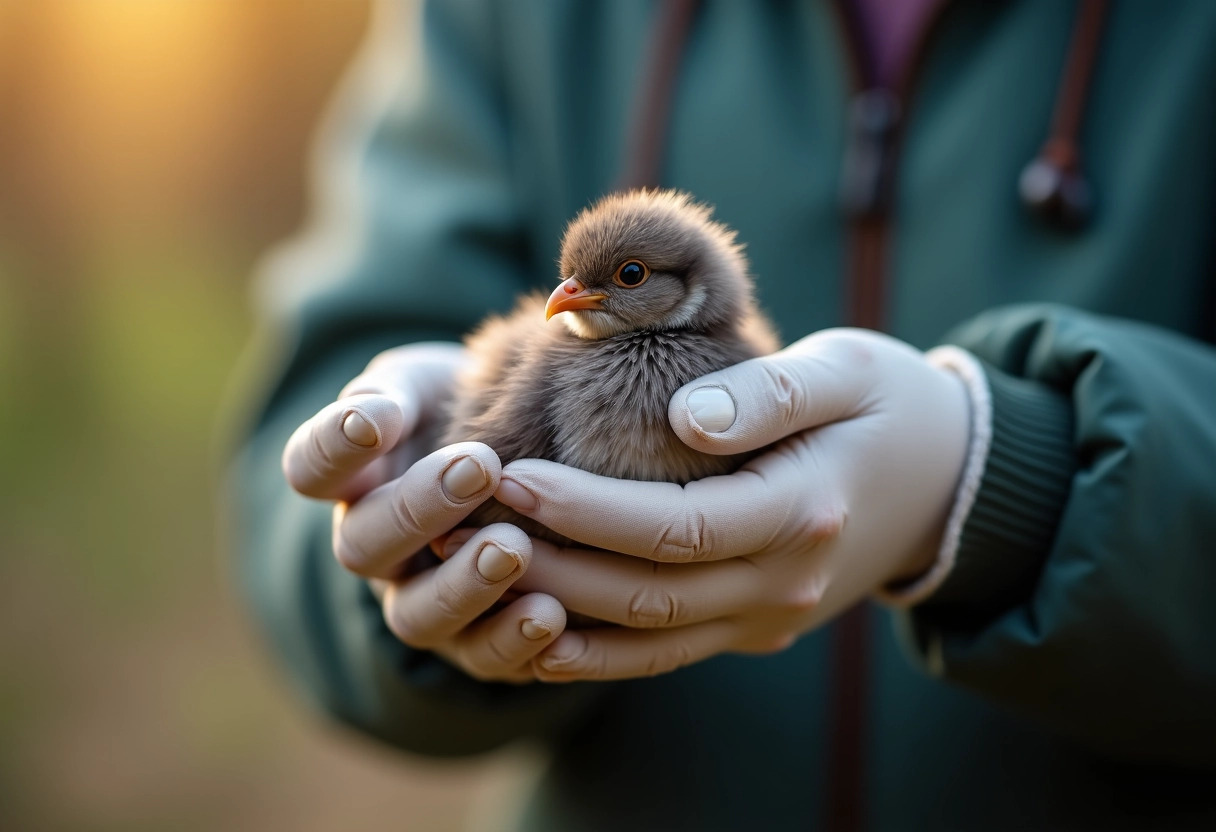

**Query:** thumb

left=668, top=329, right=880, bottom=454
left=339, top=342, right=468, bottom=431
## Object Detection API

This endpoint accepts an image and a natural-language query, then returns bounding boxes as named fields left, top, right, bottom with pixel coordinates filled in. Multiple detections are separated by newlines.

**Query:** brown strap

left=1039, top=0, right=1110, bottom=171
left=831, top=2, right=951, bottom=830
left=621, top=6, right=879, bottom=831
left=617, top=0, right=700, bottom=190
left=826, top=605, right=872, bottom=832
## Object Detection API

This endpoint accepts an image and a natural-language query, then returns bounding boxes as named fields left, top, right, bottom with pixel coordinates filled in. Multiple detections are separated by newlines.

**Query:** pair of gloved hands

left=283, top=330, right=976, bottom=683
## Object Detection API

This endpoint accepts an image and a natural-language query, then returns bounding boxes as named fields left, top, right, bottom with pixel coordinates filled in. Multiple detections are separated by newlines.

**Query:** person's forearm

left=899, top=303, right=1216, bottom=764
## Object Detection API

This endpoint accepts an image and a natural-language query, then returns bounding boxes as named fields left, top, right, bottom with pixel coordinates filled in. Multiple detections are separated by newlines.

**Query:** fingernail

left=476, top=544, right=519, bottom=582
left=521, top=619, right=550, bottom=640
left=539, top=632, right=586, bottom=670
left=442, top=456, right=488, bottom=500
left=496, top=478, right=537, bottom=511
left=342, top=411, right=378, bottom=446
left=686, top=386, right=736, bottom=433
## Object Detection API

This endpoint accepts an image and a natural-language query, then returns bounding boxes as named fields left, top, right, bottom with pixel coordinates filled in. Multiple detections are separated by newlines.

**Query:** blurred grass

left=0, top=232, right=258, bottom=827
left=0, top=3, right=537, bottom=830
left=1, top=239, right=248, bottom=611
left=0, top=187, right=536, bottom=832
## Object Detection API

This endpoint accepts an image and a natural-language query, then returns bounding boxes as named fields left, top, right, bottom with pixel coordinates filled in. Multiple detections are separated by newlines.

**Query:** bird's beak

left=545, top=277, right=607, bottom=320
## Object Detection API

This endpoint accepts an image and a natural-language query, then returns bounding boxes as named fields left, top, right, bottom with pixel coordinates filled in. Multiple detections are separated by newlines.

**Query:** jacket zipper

left=834, top=0, right=949, bottom=331
left=826, top=3, right=951, bottom=831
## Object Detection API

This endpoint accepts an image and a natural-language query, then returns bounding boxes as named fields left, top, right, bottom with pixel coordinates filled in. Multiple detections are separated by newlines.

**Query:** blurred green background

left=0, top=3, right=533, bottom=830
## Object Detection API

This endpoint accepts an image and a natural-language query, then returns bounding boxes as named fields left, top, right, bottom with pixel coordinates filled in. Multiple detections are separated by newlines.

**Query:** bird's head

left=547, top=190, right=754, bottom=340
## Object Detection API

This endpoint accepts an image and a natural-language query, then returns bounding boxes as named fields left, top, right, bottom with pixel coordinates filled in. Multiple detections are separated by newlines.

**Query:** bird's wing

left=444, top=293, right=547, bottom=431
left=441, top=293, right=559, bottom=465
left=738, top=304, right=783, bottom=355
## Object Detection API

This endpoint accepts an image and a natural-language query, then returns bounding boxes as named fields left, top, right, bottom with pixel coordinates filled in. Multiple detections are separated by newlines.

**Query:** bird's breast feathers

left=539, top=328, right=757, bottom=483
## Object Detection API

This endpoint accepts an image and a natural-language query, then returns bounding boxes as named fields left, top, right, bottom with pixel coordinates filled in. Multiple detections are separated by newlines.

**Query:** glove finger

left=514, top=538, right=768, bottom=628
left=432, top=646, right=535, bottom=684
left=668, top=329, right=899, bottom=455
left=335, top=441, right=500, bottom=577
left=339, top=342, right=468, bottom=431
left=448, top=592, right=566, bottom=681
left=531, top=619, right=737, bottom=682
left=282, top=393, right=407, bottom=500
left=380, top=524, right=530, bottom=648
left=283, top=344, right=465, bottom=500
left=432, top=526, right=479, bottom=559
left=496, top=456, right=811, bottom=562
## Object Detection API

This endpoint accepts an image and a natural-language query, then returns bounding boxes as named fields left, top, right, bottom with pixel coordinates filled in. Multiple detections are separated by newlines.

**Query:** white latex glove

left=478, top=329, right=978, bottom=682
left=281, top=343, right=566, bottom=683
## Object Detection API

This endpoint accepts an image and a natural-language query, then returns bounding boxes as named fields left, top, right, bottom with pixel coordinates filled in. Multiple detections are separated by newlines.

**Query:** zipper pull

left=840, top=89, right=900, bottom=220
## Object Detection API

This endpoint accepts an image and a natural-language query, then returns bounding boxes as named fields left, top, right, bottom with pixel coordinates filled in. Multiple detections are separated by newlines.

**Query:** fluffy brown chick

left=440, top=189, right=779, bottom=544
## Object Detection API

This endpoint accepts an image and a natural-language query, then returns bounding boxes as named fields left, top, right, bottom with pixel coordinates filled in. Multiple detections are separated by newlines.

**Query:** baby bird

left=440, top=189, right=779, bottom=544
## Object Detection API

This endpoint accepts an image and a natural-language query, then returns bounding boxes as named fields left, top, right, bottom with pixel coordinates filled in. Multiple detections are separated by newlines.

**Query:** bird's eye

left=613, top=260, right=650, bottom=288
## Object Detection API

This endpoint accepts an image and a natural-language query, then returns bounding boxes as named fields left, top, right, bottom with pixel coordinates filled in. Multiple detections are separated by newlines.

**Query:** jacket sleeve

left=223, top=0, right=599, bottom=758
left=899, top=303, right=1216, bottom=765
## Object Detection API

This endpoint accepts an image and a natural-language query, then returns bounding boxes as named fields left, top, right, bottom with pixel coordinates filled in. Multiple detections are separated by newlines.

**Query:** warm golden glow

left=0, top=5, right=527, bottom=832
left=0, top=1, right=371, bottom=243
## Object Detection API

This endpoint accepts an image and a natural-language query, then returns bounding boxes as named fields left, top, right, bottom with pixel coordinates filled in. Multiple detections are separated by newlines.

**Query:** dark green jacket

left=227, top=1, right=1216, bottom=829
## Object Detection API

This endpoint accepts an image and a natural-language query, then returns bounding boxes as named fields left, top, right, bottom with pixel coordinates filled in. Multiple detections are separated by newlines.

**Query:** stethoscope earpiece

left=1018, top=155, right=1093, bottom=231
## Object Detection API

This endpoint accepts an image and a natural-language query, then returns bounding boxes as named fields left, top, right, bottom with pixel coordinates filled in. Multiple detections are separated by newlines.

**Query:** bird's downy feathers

left=439, top=189, right=779, bottom=545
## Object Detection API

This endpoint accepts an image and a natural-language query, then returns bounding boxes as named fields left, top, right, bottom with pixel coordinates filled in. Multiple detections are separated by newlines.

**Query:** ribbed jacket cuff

left=914, top=360, right=1077, bottom=627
